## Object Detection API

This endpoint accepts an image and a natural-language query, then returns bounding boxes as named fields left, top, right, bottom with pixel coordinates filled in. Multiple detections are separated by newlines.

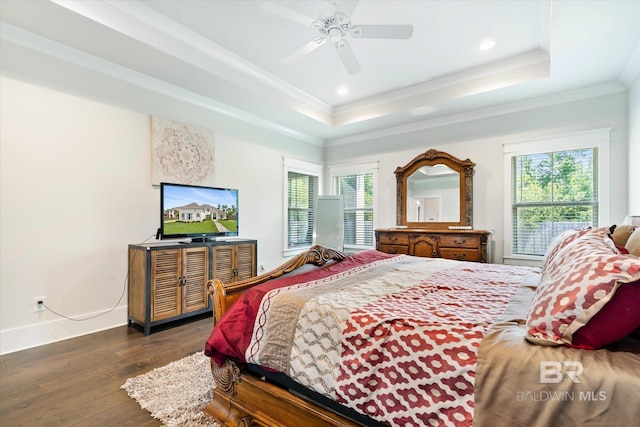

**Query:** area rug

left=121, top=352, right=220, bottom=426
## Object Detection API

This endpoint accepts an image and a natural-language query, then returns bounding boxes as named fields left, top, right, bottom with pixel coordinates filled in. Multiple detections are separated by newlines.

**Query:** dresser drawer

left=439, top=235, right=480, bottom=248
left=378, top=244, right=409, bottom=255
left=439, top=248, right=481, bottom=262
left=376, top=228, right=491, bottom=263
left=377, top=233, right=410, bottom=246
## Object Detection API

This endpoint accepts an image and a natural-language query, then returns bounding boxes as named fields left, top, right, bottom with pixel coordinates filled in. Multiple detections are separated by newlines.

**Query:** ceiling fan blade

left=335, top=39, right=361, bottom=74
left=281, top=37, right=328, bottom=64
left=334, top=0, right=359, bottom=18
left=351, top=24, right=414, bottom=39
left=261, top=1, right=318, bottom=27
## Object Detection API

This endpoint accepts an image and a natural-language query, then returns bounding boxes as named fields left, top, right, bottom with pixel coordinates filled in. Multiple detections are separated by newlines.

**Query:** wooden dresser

left=375, top=228, right=492, bottom=263
left=128, top=238, right=257, bottom=335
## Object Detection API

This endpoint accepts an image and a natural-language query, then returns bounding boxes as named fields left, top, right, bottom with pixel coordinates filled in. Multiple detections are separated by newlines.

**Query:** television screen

left=160, top=182, right=239, bottom=241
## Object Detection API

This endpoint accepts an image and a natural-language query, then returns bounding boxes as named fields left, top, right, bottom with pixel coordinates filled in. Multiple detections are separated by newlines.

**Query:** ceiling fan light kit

left=264, top=0, right=414, bottom=74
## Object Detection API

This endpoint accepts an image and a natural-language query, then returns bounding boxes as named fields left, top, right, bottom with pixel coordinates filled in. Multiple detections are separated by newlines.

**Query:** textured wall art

left=150, top=116, right=214, bottom=185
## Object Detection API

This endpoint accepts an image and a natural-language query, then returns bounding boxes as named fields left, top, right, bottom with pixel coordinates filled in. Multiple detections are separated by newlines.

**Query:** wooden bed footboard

left=204, top=245, right=354, bottom=426
left=204, top=357, right=359, bottom=427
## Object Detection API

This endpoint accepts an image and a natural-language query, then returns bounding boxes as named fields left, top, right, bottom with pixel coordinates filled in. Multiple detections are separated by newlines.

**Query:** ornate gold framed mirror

left=395, top=149, right=475, bottom=229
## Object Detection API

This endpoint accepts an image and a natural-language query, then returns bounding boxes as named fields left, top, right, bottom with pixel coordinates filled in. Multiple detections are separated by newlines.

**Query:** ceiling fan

left=261, top=0, right=414, bottom=74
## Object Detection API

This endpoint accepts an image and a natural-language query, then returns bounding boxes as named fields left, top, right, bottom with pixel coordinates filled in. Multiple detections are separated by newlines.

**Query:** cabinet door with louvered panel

left=150, top=249, right=181, bottom=321
left=182, top=246, right=209, bottom=313
left=212, top=245, right=235, bottom=285
left=235, top=243, right=256, bottom=281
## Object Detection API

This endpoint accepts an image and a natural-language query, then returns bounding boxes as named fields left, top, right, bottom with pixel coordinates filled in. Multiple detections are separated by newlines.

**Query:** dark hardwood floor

left=0, top=315, right=214, bottom=426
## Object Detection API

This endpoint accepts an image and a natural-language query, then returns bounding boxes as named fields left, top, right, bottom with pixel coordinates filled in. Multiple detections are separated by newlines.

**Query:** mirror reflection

left=406, top=165, right=460, bottom=223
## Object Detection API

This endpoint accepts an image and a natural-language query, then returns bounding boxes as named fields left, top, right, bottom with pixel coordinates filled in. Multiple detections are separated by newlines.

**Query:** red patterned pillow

left=526, top=227, right=640, bottom=347
left=541, top=227, right=595, bottom=274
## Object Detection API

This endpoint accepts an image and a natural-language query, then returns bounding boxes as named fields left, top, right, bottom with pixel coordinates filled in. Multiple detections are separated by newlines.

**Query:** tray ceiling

left=1, top=0, right=638, bottom=145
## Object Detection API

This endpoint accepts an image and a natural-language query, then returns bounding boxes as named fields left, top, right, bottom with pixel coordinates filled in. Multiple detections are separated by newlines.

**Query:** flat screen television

left=160, top=182, right=239, bottom=242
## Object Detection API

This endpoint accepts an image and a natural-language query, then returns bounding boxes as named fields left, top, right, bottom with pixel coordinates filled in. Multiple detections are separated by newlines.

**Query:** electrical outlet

left=33, top=296, right=46, bottom=313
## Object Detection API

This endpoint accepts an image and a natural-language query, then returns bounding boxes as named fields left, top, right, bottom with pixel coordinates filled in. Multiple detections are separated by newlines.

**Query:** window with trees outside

left=330, top=162, right=378, bottom=250
left=503, top=129, right=611, bottom=260
left=284, top=158, right=321, bottom=255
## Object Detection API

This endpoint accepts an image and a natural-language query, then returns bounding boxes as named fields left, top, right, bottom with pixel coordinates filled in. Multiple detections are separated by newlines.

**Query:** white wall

left=0, top=77, right=321, bottom=354
left=629, top=77, right=640, bottom=215
left=325, top=91, right=630, bottom=263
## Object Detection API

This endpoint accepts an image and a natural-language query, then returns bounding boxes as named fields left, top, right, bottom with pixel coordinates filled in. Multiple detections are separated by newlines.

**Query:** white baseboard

left=0, top=306, right=128, bottom=355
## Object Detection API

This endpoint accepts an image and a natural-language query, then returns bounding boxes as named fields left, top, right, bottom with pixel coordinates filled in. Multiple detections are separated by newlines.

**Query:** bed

left=203, top=225, right=640, bottom=427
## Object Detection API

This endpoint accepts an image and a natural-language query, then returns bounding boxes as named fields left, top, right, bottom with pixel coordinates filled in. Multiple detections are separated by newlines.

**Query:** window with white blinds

left=503, top=129, right=611, bottom=260
left=287, top=171, right=318, bottom=249
left=284, top=158, right=321, bottom=254
left=511, top=148, right=598, bottom=256
left=330, top=162, right=378, bottom=250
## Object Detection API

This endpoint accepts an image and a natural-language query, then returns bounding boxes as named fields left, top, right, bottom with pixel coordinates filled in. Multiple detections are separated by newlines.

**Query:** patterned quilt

left=205, top=250, right=536, bottom=427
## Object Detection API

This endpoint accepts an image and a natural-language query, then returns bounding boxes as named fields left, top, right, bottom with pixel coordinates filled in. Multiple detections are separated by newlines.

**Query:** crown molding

left=620, top=41, right=640, bottom=87
left=0, top=22, right=325, bottom=146
left=326, top=81, right=626, bottom=147
left=53, top=0, right=334, bottom=124
left=332, top=50, right=550, bottom=127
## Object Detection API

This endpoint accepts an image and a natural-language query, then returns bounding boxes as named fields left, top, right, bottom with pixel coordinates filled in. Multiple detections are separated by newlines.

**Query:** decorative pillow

left=626, top=228, right=640, bottom=257
left=571, top=280, right=640, bottom=349
left=526, top=227, right=640, bottom=348
left=617, top=245, right=630, bottom=255
left=541, top=226, right=594, bottom=274
left=603, top=231, right=622, bottom=253
left=611, top=224, right=636, bottom=247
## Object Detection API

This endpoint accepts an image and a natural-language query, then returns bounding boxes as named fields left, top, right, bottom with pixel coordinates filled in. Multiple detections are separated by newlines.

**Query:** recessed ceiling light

left=479, top=39, right=496, bottom=51
left=337, top=86, right=349, bottom=96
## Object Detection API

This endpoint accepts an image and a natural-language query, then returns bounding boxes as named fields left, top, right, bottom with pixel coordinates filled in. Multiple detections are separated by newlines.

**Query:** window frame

left=283, top=157, right=322, bottom=257
left=329, top=162, right=378, bottom=252
left=503, top=128, right=611, bottom=262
